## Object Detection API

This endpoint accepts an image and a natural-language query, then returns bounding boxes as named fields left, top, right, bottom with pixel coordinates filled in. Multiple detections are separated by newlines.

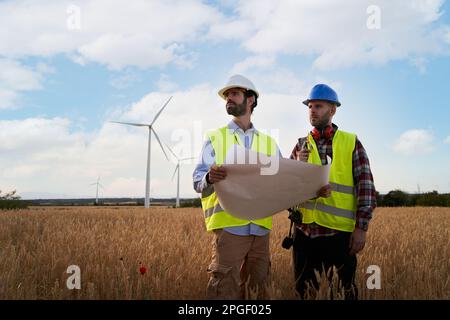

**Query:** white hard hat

left=218, top=74, right=259, bottom=100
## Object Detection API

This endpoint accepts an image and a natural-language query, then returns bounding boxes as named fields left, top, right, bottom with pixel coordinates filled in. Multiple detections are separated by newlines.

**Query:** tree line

left=377, top=190, right=449, bottom=207
left=1, top=189, right=449, bottom=210
left=0, top=190, right=28, bottom=209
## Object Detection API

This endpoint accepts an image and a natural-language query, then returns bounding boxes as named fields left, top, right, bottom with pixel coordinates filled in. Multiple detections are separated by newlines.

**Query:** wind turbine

left=110, top=96, right=172, bottom=208
left=164, top=142, right=195, bottom=207
left=89, top=176, right=104, bottom=205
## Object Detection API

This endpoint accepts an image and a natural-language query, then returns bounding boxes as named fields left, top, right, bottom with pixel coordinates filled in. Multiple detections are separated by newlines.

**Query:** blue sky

left=1, top=0, right=449, bottom=199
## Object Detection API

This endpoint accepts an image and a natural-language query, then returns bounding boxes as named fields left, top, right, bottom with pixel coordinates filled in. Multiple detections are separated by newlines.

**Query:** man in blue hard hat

left=289, top=83, right=377, bottom=299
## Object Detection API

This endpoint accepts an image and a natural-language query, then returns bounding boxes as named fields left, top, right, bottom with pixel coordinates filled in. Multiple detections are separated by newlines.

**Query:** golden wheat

left=0, top=206, right=448, bottom=299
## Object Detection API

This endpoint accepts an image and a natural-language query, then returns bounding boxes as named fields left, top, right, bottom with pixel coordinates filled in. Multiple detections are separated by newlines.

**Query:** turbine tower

left=111, top=96, right=172, bottom=208
left=89, top=176, right=104, bottom=205
left=164, top=143, right=195, bottom=207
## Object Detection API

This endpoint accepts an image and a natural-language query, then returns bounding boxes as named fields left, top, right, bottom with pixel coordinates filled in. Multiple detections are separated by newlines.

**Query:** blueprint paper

left=213, top=145, right=330, bottom=220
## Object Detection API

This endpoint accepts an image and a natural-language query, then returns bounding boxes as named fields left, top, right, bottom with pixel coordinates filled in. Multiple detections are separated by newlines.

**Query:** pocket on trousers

left=207, top=262, right=234, bottom=299
left=215, top=229, right=227, bottom=246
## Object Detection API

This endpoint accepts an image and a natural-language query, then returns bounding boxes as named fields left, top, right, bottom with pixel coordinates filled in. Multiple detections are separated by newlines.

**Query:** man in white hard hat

left=192, top=74, right=282, bottom=299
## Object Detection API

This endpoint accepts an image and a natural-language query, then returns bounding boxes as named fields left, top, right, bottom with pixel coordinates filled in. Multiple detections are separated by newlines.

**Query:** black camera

left=281, top=207, right=302, bottom=250
left=287, top=207, right=302, bottom=224
left=281, top=236, right=294, bottom=249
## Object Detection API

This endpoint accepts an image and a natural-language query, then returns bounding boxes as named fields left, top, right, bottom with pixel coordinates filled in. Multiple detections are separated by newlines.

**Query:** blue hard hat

left=303, top=84, right=341, bottom=107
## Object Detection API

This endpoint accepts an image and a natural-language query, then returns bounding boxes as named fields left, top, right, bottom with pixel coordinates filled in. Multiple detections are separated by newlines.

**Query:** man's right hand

left=296, top=149, right=311, bottom=162
left=207, top=165, right=227, bottom=184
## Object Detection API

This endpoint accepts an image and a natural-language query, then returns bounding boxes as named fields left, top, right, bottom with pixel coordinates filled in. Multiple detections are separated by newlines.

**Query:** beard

left=311, top=115, right=330, bottom=129
left=226, top=98, right=247, bottom=117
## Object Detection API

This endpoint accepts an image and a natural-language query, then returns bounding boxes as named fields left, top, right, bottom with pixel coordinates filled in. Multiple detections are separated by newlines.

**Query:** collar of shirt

left=311, top=123, right=338, bottom=141
left=227, top=120, right=259, bottom=136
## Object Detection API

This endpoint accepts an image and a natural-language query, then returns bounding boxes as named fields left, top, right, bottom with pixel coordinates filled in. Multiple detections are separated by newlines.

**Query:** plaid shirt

left=290, top=123, right=376, bottom=238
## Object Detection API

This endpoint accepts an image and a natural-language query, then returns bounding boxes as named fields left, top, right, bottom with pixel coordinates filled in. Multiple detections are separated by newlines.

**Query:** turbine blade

left=110, top=121, right=149, bottom=127
left=180, top=157, right=196, bottom=162
left=171, top=165, right=179, bottom=181
left=151, top=128, right=169, bottom=161
left=163, top=141, right=179, bottom=160
left=150, top=96, right=172, bottom=126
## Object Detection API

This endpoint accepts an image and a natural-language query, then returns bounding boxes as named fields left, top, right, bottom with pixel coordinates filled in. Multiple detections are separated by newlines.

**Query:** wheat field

left=0, top=206, right=448, bottom=300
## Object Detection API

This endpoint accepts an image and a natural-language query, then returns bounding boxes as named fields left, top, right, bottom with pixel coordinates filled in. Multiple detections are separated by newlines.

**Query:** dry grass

left=0, top=206, right=448, bottom=300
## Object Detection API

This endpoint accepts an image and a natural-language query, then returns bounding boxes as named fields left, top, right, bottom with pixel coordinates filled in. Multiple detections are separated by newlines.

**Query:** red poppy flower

left=139, top=266, right=147, bottom=275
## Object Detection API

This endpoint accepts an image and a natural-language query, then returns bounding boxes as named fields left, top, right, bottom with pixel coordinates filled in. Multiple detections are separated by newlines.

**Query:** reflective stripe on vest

left=300, top=130, right=357, bottom=232
left=200, top=126, right=277, bottom=232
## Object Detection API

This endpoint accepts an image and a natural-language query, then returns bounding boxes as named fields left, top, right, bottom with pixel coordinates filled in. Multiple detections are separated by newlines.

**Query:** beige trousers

left=206, top=229, right=270, bottom=300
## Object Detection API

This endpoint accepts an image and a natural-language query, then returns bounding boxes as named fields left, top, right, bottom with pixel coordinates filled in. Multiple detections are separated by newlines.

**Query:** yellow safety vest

left=300, top=130, right=357, bottom=232
left=201, top=126, right=277, bottom=231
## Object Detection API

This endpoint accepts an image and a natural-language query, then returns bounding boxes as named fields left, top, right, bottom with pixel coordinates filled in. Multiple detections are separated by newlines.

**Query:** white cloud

left=0, top=117, right=72, bottom=151
left=0, top=0, right=222, bottom=70
left=0, top=59, right=42, bottom=90
left=0, top=58, right=46, bottom=109
left=0, top=116, right=152, bottom=197
left=254, top=69, right=309, bottom=96
left=206, top=18, right=254, bottom=42
left=106, top=177, right=146, bottom=198
left=410, top=57, right=428, bottom=74
left=35, top=62, right=56, bottom=75
left=77, top=34, right=177, bottom=70
left=0, top=89, right=18, bottom=110
left=231, top=55, right=275, bottom=74
left=156, top=74, right=178, bottom=92
left=444, top=136, right=450, bottom=144
left=212, top=0, right=449, bottom=70
left=393, top=129, right=435, bottom=155
left=0, top=0, right=221, bottom=108
left=2, top=0, right=448, bottom=72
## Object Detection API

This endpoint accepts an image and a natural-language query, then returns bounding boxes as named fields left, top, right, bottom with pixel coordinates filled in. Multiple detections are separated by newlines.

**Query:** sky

left=0, top=0, right=449, bottom=199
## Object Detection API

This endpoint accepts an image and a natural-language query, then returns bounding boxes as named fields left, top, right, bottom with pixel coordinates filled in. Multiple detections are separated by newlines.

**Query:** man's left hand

left=349, top=227, right=366, bottom=255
